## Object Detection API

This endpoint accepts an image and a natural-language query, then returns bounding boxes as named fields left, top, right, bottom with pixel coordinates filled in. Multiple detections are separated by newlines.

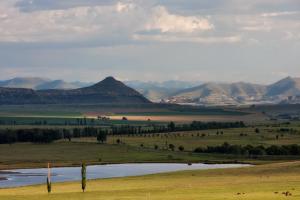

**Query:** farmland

left=1, top=161, right=300, bottom=200
left=0, top=103, right=299, bottom=200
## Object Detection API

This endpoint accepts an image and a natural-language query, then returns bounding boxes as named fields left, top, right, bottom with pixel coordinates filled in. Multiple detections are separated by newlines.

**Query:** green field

left=1, top=161, right=299, bottom=200
left=0, top=142, right=248, bottom=170
left=1, top=122, right=300, bottom=170
left=0, top=104, right=299, bottom=199
left=106, top=125, right=300, bottom=151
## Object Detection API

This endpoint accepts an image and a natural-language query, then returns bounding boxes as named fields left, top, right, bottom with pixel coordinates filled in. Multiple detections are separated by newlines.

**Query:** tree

left=169, top=144, right=175, bottom=151
left=168, top=122, right=176, bottom=131
left=178, top=145, right=184, bottom=152
left=255, top=128, right=260, bottom=133
left=81, top=163, right=87, bottom=192
left=116, top=139, right=121, bottom=144
left=47, top=163, right=51, bottom=194
left=97, top=132, right=107, bottom=143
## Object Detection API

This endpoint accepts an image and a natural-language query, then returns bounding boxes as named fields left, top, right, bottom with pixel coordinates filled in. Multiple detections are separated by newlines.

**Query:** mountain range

left=167, top=77, right=300, bottom=105
left=0, top=76, right=299, bottom=105
left=0, top=77, right=150, bottom=105
left=124, top=80, right=202, bottom=102
left=0, top=77, right=91, bottom=90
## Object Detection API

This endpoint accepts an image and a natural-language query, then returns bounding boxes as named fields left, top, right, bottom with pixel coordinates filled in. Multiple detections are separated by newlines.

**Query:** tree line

left=0, top=121, right=245, bottom=144
left=0, top=128, right=108, bottom=144
left=109, top=121, right=245, bottom=135
left=194, top=142, right=300, bottom=156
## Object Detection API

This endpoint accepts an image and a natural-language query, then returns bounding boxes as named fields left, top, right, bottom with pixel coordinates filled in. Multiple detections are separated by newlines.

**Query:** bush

left=178, top=146, right=185, bottom=151
left=169, top=144, right=175, bottom=151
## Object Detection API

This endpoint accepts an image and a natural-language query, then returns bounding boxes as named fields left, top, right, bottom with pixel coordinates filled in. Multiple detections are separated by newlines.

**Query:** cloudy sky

left=0, top=0, right=299, bottom=84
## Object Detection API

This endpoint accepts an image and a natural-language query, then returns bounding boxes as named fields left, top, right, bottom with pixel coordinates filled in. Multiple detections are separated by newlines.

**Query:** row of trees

left=194, top=142, right=300, bottom=156
left=0, top=128, right=108, bottom=144
left=109, top=121, right=245, bottom=135
left=0, top=121, right=245, bottom=144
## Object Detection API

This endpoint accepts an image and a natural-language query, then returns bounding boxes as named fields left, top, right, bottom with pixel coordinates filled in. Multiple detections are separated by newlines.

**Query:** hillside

left=125, top=80, right=201, bottom=102
left=36, top=80, right=81, bottom=90
left=169, top=82, right=266, bottom=105
left=0, top=77, right=50, bottom=89
left=0, top=77, right=151, bottom=105
left=0, top=77, right=91, bottom=90
left=266, top=76, right=300, bottom=97
left=167, top=77, right=300, bottom=105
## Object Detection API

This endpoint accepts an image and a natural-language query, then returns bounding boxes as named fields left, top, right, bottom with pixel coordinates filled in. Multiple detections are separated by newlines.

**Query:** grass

left=0, top=104, right=254, bottom=124
left=0, top=142, right=247, bottom=170
left=1, top=161, right=300, bottom=199
left=81, top=126, right=300, bottom=151
left=1, top=124, right=300, bottom=169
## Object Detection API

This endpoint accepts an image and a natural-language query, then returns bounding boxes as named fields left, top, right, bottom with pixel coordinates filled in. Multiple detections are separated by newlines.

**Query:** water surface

left=0, top=163, right=250, bottom=188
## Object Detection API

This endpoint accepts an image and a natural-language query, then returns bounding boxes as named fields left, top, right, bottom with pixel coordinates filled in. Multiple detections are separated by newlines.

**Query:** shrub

left=178, top=146, right=184, bottom=151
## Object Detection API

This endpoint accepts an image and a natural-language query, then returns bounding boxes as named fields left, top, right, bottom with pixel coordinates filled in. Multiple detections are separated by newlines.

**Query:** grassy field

left=0, top=105, right=299, bottom=199
left=1, top=123, right=300, bottom=170
left=1, top=161, right=300, bottom=200
left=72, top=124, right=300, bottom=151
left=0, top=104, right=255, bottom=124
left=107, top=113, right=266, bottom=123
left=0, top=142, right=252, bottom=170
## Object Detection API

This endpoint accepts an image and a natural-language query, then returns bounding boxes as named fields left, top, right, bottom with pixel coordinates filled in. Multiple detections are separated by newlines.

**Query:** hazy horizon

left=0, top=0, right=299, bottom=84
left=0, top=75, right=298, bottom=86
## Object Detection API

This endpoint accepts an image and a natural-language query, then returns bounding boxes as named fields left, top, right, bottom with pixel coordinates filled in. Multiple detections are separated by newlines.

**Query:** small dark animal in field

left=282, top=191, right=292, bottom=196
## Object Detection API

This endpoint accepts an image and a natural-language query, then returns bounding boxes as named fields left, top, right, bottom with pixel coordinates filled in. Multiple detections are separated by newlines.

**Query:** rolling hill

left=0, top=77, right=151, bottom=105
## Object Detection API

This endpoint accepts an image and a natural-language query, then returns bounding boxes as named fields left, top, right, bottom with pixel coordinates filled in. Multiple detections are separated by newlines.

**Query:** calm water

left=0, top=163, right=250, bottom=188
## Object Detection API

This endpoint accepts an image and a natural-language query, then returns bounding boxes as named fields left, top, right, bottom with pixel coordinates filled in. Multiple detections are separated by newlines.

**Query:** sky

left=0, top=0, right=299, bottom=84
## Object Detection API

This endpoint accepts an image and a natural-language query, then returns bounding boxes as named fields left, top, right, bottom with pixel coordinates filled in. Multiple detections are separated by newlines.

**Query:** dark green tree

left=168, top=122, right=176, bottom=131
left=47, top=177, right=51, bottom=193
left=97, top=132, right=107, bottom=143
left=255, top=128, right=260, bottom=133
left=81, top=163, right=87, bottom=192
left=178, top=145, right=185, bottom=151
left=169, top=144, right=175, bottom=151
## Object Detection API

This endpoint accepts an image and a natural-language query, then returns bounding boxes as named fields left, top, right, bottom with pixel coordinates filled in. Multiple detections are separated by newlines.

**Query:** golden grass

left=108, top=113, right=266, bottom=123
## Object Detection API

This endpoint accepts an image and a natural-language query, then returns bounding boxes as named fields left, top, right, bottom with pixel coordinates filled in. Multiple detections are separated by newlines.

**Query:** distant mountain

left=36, top=80, right=84, bottom=90
left=167, top=77, right=300, bottom=105
left=0, top=77, right=50, bottom=89
left=169, top=82, right=266, bottom=105
left=266, top=77, right=300, bottom=97
left=0, top=77, right=151, bottom=105
left=1, top=76, right=299, bottom=105
left=125, top=80, right=201, bottom=102
left=0, top=77, right=92, bottom=90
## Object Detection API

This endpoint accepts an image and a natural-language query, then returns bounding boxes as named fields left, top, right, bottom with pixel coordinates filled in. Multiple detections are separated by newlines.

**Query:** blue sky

left=0, top=0, right=299, bottom=83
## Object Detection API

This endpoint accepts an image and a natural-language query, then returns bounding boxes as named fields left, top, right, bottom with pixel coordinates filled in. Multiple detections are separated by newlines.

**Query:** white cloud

left=133, top=34, right=241, bottom=44
left=0, top=0, right=299, bottom=46
left=0, top=1, right=144, bottom=42
left=261, top=11, right=299, bottom=17
left=146, top=6, right=213, bottom=33
left=115, top=2, right=135, bottom=13
left=0, top=2, right=219, bottom=45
